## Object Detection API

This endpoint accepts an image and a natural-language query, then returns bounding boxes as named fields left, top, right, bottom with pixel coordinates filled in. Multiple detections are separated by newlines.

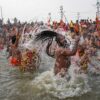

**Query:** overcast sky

left=0, top=0, right=97, bottom=22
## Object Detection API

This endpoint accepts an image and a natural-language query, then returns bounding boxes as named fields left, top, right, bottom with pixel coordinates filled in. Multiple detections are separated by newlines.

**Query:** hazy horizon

left=0, top=0, right=97, bottom=23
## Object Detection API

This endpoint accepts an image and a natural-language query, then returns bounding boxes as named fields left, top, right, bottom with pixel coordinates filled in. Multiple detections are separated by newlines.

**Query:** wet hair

left=35, top=30, right=69, bottom=48
left=11, top=35, right=16, bottom=44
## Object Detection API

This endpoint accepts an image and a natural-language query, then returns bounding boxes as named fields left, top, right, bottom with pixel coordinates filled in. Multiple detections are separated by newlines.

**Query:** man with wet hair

left=46, top=34, right=80, bottom=77
left=35, top=30, right=80, bottom=77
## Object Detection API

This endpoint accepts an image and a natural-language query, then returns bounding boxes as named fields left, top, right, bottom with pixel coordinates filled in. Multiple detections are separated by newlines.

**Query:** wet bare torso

left=54, top=47, right=71, bottom=75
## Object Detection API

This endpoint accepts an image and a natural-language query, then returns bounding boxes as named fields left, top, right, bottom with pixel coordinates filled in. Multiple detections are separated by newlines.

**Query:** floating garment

left=17, top=49, right=40, bottom=72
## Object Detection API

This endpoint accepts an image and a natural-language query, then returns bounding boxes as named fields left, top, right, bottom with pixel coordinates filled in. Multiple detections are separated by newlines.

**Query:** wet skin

left=46, top=35, right=80, bottom=76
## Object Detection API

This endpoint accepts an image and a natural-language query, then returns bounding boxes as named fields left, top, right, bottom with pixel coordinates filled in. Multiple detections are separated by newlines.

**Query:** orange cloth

left=74, top=24, right=79, bottom=33
left=10, top=57, right=17, bottom=66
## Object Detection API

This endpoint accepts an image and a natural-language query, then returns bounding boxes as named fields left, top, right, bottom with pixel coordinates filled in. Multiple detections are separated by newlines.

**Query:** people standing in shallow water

left=46, top=34, right=80, bottom=77
left=76, top=46, right=90, bottom=73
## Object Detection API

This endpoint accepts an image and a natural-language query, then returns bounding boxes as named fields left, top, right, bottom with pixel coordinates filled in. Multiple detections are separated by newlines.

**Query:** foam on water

left=31, top=64, right=91, bottom=99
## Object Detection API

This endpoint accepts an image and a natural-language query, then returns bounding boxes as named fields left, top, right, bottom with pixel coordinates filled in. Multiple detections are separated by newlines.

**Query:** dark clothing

left=11, top=35, right=16, bottom=44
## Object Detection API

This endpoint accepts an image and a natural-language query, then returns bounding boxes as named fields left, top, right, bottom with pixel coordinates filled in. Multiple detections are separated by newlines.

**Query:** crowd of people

left=0, top=17, right=100, bottom=75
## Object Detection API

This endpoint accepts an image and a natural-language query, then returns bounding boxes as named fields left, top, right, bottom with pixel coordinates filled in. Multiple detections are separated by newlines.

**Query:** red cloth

left=10, top=57, right=17, bottom=66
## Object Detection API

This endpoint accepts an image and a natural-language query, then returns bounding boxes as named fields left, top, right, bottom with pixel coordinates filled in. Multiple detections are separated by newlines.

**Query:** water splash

left=31, top=64, right=91, bottom=99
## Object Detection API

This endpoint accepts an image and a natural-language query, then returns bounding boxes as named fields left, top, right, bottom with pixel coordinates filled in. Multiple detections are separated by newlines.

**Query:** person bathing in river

left=35, top=30, right=80, bottom=77
left=48, top=36, right=80, bottom=77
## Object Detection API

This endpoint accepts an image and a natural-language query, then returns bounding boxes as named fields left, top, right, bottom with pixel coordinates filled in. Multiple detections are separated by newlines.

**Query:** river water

left=0, top=49, right=100, bottom=100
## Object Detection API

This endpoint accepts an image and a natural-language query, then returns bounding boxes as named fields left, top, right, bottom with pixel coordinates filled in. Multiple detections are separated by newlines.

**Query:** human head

left=56, top=34, right=68, bottom=48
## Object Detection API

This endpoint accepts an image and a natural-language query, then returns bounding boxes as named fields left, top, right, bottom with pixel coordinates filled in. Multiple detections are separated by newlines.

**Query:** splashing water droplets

left=31, top=64, right=91, bottom=99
